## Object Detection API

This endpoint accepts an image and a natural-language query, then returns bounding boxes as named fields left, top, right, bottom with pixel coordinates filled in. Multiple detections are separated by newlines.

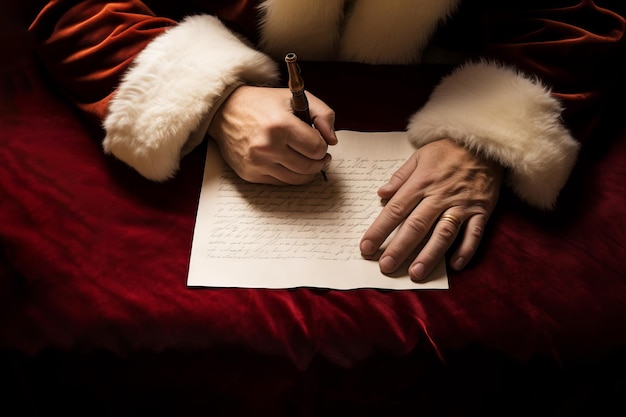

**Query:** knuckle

left=458, top=244, right=477, bottom=259
left=401, top=215, right=431, bottom=236
left=383, top=200, right=409, bottom=220
left=248, top=134, right=273, bottom=153
left=467, top=223, right=484, bottom=240
left=437, top=222, right=457, bottom=240
left=311, top=140, right=328, bottom=158
left=246, top=148, right=264, bottom=165
left=388, top=170, right=407, bottom=185
left=315, top=105, right=335, bottom=120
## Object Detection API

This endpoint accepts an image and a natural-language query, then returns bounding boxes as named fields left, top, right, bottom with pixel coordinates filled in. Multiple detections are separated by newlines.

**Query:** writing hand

left=208, top=85, right=337, bottom=185
left=360, top=139, right=503, bottom=282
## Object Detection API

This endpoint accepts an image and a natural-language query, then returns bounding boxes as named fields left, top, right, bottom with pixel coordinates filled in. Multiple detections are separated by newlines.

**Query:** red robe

left=28, top=0, right=626, bottom=208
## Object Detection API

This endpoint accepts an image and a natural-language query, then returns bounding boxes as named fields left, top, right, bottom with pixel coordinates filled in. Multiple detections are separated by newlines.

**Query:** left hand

left=360, top=139, right=503, bottom=281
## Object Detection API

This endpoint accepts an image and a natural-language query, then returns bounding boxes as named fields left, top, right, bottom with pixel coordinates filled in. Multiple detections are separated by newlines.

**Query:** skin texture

left=209, top=85, right=337, bottom=185
left=360, top=139, right=503, bottom=281
left=210, top=85, right=503, bottom=281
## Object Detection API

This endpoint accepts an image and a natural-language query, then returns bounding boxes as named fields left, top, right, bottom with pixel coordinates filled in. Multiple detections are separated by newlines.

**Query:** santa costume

left=29, top=0, right=626, bottom=208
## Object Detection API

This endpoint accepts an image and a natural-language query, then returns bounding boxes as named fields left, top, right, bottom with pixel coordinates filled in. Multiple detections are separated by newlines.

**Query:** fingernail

left=380, top=256, right=396, bottom=273
left=452, top=257, right=466, bottom=270
left=360, top=239, right=376, bottom=255
left=410, top=263, right=426, bottom=281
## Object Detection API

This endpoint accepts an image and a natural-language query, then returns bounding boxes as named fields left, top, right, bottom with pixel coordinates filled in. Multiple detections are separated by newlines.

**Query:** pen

left=285, top=52, right=327, bottom=181
left=285, top=52, right=311, bottom=124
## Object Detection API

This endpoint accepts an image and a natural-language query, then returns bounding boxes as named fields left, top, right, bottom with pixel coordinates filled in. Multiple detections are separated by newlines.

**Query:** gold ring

left=439, top=213, right=462, bottom=229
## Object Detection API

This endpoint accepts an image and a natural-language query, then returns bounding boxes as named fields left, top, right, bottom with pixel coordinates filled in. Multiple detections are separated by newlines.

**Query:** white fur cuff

left=407, top=61, right=580, bottom=209
left=103, top=15, right=279, bottom=181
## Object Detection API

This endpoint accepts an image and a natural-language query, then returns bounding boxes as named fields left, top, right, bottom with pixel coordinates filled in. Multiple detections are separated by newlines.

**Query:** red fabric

left=27, top=0, right=263, bottom=122
left=2, top=52, right=626, bottom=364
left=29, top=0, right=177, bottom=121
left=28, top=0, right=626, bottom=130
left=478, top=0, right=626, bottom=138
left=2, top=1, right=626, bottom=414
left=2, top=59, right=626, bottom=415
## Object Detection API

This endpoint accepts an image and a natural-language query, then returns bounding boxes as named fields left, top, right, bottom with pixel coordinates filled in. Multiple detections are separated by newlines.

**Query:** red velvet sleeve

left=28, top=0, right=177, bottom=123
left=478, top=0, right=626, bottom=138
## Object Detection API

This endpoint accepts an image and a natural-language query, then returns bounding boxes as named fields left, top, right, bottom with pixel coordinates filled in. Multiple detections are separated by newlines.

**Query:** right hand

left=208, top=85, right=337, bottom=185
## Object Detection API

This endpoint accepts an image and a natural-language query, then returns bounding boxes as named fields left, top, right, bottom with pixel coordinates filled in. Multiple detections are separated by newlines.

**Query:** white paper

left=187, top=131, right=448, bottom=290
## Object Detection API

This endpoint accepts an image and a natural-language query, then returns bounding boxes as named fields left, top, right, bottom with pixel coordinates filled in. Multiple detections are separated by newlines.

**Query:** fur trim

left=258, top=0, right=460, bottom=64
left=103, top=15, right=279, bottom=181
left=407, top=61, right=580, bottom=209
left=258, top=0, right=345, bottom=61
left=340, top=0, right=460, bottom=64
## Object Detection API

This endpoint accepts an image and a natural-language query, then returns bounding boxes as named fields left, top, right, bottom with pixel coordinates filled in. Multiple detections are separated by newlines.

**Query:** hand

left=208, top=85, right=337, bottom=185
left=360, top=139, right=503, bottom=282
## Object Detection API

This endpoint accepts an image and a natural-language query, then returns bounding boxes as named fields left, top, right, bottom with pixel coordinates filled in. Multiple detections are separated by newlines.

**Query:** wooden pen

left=285, top=52, right=311, bottom=124
left=285, top=53, right=327, bottom=181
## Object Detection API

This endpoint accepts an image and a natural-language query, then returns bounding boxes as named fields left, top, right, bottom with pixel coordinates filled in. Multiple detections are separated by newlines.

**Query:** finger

left=252, top=174, right=291, bottom=186
left=449, top=213, right=487, bottom=271
left=286, top=122, right=330, bottom=160
left=308, top=92, right=338, bottom=145
left=360, top=176, right=424, bottom=258
left=255, top=166, right=318, bottom=186
left=237, top=150, right=326, bottom=185
left=252, top=145, right=330, bottom=184
left=408, top=211, right=464, bottom=282
left=375, top=202, right=443, bottom=276
left=377, top=154, right=417, bottom=199
left=274, top=152, right=332, bottom=184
